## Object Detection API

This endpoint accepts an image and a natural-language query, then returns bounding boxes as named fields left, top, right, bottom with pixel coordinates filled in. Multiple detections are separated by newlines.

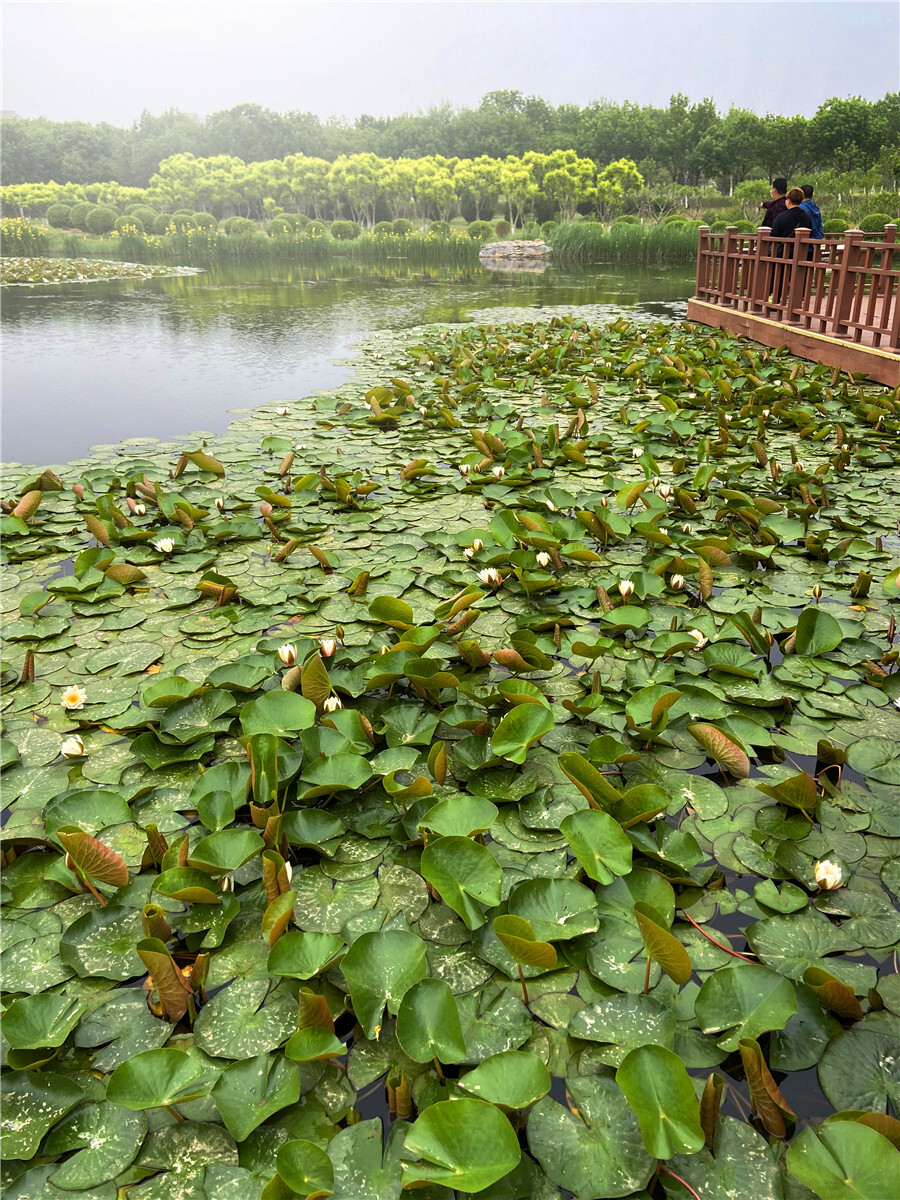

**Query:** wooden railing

left=693, top=224, right=899, bottom=351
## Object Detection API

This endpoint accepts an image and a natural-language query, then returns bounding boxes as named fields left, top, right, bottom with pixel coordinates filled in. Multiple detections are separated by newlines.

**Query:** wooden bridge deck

left=687, top=225, right=899, bottom=387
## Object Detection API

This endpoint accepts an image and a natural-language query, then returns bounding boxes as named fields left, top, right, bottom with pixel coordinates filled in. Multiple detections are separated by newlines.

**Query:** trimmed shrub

left=467, top=220, right=493, bottom=241
left=192, top=212, right=218, bottom=230
left=68, top=202, right=92, bottom=230
left=172, top=209, right=194, bottom=217
left=373, top=221, right=394, bottom=235
left=392, top=218, right=412, bottom=235
left=709, top=221, right=728, bottom=233
left=47, top=204, right=73, bottom=229
left=664, top=213, right=688, bottom=225
left=427, top=220, right=451, bottom=237
left=151, top=213, right=173, bottom=235
left=540, top=220, right=558, bottom=239
left=84, top=206, right=118, bottom=235
left=494, top=219, right=511, bottom=237
left=734, top=221, right=757, bottom=233
left=307, top=220, right=327, bottom=237
left=266, top=216, right=295, bottom=237
left=167, top=213, right=197, bottom=232
left=823, top=219, right=849, bottom=234
left=330, top=219, right=360, bottom=240
left=114, top=214, right=144, bottom=234
left=520, top=221, right=541, bottom=239
left=612, top=214, right=640, bottom=225
left=224, top=216, right=256, bottom=235
left=276, top=212, right=306, bottom=229
left=129, top=206, right=157, bottom=227
left=663, top=219, right=687, bottom=229
left=859, top=213, right=891, bottom=233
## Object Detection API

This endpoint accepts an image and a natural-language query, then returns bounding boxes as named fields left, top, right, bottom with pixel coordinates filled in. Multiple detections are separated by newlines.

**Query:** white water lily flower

left=472, top=539, right=484, bottom=552
left=277, top=644, right=297, bottom=666
left=670, top=574, right=685, bottom=591
left=283, top=861, right=293, bottom=883
left=463, top=547, right=475, bottom=559
left=682, top=523, right=693, bottom=534
left=419, top=406, right=428, bottom=417
left=458, top=464, right=470, bottom=476
left=536, top=552, right=551, bottom=568
left=814, top=860, right=843, bottom=890
left=378, top=644, right=391, bottom=655
left=323, top=695, right=343, bottom=712
left=632, top=447, right=643, bottom=459
left=618, top=579, right=634, bottom=600
left=320, top=638, right=337, bottom=658
left=687, top=629, right=708, bottom=649
left=60, top=735, right=85, bottom=758
left=477, top=568, right=503, bottom=589
left=762, top=408, right=770, bottom=418
left=134, top=503, right=146, bottom=516
left=546, top=499, right=558, bottom=511
left=60, top=684, right=87, bottom=711
left=214, top=497, right=225, bottom=512
left=492, top=465, right=505, bottom=479
left=153, top=538, right=175, bottom=554
left=651, top=476, right=661, bottom=488
left=276, top=406, right=290, bottom=416
left=658, top=484, right=673, bottom=500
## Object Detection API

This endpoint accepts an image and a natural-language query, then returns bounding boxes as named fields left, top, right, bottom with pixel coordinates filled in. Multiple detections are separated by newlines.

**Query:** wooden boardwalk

left=687, top=224, right=900, bottom=387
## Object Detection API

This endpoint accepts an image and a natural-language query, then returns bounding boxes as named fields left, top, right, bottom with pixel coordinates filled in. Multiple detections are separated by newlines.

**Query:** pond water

left=1, top=259, right=694, bottom=466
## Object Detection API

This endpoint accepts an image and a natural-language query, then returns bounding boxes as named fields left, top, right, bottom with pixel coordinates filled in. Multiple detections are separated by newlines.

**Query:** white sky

left=2, top=1, right=897, bottom=125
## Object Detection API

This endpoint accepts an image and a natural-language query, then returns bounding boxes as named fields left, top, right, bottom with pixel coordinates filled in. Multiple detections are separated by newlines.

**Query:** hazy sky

left=2, top=1, right=897, bottom=126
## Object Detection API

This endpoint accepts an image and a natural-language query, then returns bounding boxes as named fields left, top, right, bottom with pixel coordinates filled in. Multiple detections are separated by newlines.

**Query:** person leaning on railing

left=769, top=189, right=813, bottom=240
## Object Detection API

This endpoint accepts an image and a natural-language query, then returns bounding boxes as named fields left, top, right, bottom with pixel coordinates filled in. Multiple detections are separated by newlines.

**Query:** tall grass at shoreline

left=551, top=221, right=699, bottom=264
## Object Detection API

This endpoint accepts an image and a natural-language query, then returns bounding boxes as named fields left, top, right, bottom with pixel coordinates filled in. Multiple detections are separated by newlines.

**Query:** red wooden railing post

left=832, top=230, right=863, bottom=338
left=784, top=228, right=810, bottom=322
left=749, top=227, right=769, bottom=312
left=722, top=227, right=738, bottom=305
left=695, top=227, right=709, bottom=298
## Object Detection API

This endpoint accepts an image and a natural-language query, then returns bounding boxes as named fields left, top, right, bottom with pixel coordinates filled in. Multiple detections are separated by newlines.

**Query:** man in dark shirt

left=799, top=185, right=824, bottom=240
left=770, top=189, right=814, bottom=238
left=760, top=178, right=788, bottom=228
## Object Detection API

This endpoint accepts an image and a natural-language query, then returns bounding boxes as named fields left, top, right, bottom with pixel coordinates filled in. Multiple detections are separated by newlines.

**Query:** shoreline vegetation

left=1, top=309, right=898, bottom=1197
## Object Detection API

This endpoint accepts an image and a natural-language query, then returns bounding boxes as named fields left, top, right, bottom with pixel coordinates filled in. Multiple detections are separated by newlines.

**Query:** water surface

left=2, top=260, right=693, bottom=465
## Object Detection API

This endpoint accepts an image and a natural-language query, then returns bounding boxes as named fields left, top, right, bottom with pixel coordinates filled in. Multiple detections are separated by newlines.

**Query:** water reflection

left=2, top=260, right=693, bottom=466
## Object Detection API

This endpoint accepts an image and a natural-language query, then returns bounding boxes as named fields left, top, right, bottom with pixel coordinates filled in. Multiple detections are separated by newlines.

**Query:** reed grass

left=551, top=221, right=698, bottom=264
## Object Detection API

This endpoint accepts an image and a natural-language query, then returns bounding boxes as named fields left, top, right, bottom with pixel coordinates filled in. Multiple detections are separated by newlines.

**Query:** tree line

left=2, top=91, right=898, bottom=192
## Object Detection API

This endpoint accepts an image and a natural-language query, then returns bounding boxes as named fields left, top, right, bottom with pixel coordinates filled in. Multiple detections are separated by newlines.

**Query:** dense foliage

left=2, top=91, right=898, bottom=191
left=1, top=312, right=899, bottom=1198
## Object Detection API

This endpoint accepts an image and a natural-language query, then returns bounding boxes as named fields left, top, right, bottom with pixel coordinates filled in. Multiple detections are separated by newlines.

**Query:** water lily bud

left=688, top=628, right=709, bottom=649
left=405, top=395, right=415, bottom=405
left=492, top=465, right=505, bottom=479
left=60, top=684, right=87, bottom=711
left=536, top=551, right=551, bottom=568
left=813, top=585, right=823, bottom=601
left=682, top=523, right=693, bottom=534
left=463, top=547, right=475, bottom=559
left=214, top=497, right=225, bottom=512
left=477, top=568, right=503, bottom=589
left=276, top=406, right=290, bottom=416
left=60, top=735, right=85, bottom=758
left=277, top=643, right=297, bottom=666
left=599, top=496, right=609, bottom=507
left=323, top=695, right=343, bottom=712
left=378, top=644, right=390, bottom=655
left=472, top=539, right=484, bottom=552
left=134, top=502, right=146, bottom=516
left=320, top=638, right=336, bottom=658
left=670, top=574, right=685, bottom=591
left=260, top=503, right=273, bottom=518
left=814, top=859, right=843, bottom=890
left=722, top=414, right=732, bottom=424
left=458, top=464, right=470, bottom=477
left=658, top=484, right=672, bottom=500
left=762, top=409, right=770, bottom=418
left=153, top=537, right=175, bottom=554
left=73, top=483, right=85, bottom=500
left=221, top=875, right=234, bottom=893
left=618, top=579, right=634, bottom=600
left=546, top=499, right=558, bottom=511
left=632, top=448, right=643, bottom=459
left=651, top=476, right=661, bottom=488
left=419, top=406, right=427, bottom=417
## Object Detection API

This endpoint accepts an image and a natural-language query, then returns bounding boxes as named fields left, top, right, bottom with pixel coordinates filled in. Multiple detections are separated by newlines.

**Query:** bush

left=84, top=206, right=118, bottom=235
left=224, top=216, right=256, bottom=235
left=663, top=213, right=688, bottom=225
left=494, top=219, right=511, bottom=237
left=151, top=214, right=174, bottom=235
left=129, top=206, right=157, bottom=227
left=373, top=221, right=394, bottom=235
left=709, top=221, right=728, bottom=233
left=467, top=220, right=493, bottom=241
left=519, top=221, right=541, bottom=239
left=46, top=204, right=73, bottom=229
left=859, top=213, right=891, bottom=232
left=192, top=212, right=218, bottom=230
left=307, top=220, right=327, bottom=237
left=172, top=209, right=194, bottom=217
left=663, top=219, right=687, bottom=229
left=276, top=212, right=306, bottom=229
left=427, top=220, right=451, bottom=237
left=734, top=221, right=757, bottom=233
left=266, top=216, right=295, bottom=237
left=115, top=214, right=144, bottom=234
left=392, top=218, right=412, bottom=235
left=612, top=214, right=640, bottom=225
left=330, top=219, right=361, bottom=240
left=540, top=220, right=558, bottom=240
left=68, top=202, right=92, bottom=230
left=823, top=219, right=849, bottom=234
left=167, top=213, right=197, bottom=232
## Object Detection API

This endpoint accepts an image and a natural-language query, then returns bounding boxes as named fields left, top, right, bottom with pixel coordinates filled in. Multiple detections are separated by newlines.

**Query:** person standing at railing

left=799, top=185, right=824, bottom=240
left=759, top=178, right=788, bottom=228
left=768, top=188, right=813, bottom=306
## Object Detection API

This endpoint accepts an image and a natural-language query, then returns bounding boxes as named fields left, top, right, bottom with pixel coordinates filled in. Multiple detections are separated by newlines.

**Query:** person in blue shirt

left=799, top=185, right=824, bottom=240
